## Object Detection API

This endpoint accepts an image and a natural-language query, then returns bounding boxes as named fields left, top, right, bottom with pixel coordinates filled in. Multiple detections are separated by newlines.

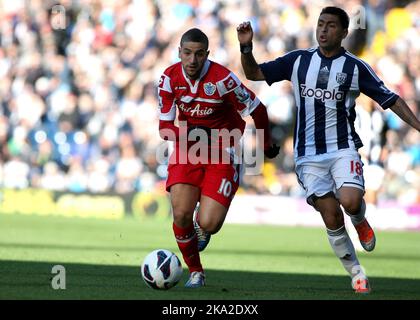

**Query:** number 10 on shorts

left=350, top=160, right=363, bottom=175
left=218, top=178, right=232, bottom=197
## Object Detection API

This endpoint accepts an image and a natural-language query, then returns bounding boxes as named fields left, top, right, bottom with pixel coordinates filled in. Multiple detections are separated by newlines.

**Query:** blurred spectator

left=0, top=0, right=418, bottom=206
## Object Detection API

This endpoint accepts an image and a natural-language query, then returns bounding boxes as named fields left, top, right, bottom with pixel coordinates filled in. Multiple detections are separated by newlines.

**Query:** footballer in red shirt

left=158, top=28, right=279, bottom=288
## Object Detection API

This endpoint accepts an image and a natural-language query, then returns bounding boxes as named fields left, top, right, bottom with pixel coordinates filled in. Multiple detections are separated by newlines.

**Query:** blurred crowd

left=0, top=0, right=419, bottom=205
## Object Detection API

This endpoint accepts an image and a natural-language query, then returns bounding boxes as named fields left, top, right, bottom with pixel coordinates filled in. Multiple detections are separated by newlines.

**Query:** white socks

left=327, top=225, right=360, bottom=277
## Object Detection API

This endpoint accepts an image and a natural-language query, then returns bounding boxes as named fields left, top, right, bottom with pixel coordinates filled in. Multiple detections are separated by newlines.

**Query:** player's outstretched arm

left=237, top=21, right=265, bottom=81
left=390, top=97, right=420, bottom=132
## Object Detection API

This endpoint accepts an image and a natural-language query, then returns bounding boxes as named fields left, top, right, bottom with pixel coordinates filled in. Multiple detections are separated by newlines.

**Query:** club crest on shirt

left=203, top=82, right=216, bottom=96
left=336, top=72, right=347, bottom=85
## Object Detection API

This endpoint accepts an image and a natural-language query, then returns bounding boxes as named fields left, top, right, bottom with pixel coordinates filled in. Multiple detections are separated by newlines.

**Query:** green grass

left=1, top=213, right=420, bottom=300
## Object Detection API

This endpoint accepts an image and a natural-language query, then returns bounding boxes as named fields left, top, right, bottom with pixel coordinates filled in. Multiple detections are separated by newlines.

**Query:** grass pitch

left=1, top=213, right=420, bottom=300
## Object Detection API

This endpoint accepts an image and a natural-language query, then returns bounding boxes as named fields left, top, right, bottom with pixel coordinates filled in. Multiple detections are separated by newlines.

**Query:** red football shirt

left=158, top=59, right=262, bottom=138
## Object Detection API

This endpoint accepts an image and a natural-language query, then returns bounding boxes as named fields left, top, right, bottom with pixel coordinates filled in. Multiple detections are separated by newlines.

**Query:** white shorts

left=295, top=149, right=365, bottom=206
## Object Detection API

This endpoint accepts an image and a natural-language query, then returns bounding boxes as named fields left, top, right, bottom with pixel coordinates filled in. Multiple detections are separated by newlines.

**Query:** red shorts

left=166, top=162, right=242, bottom=209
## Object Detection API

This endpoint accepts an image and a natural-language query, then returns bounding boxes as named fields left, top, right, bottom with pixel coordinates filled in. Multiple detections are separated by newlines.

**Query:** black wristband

left=240, top=43, right=253, bottom=54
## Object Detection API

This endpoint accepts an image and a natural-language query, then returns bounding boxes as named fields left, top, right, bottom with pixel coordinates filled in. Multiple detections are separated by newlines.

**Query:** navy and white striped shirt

left=260, top=47, right=399, bottom=158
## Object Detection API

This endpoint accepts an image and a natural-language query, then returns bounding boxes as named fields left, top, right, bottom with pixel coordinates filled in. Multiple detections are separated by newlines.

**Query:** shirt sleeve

left=259, top=50, right=302, bottom=86
left=157, top=73, right=176, bottom=121
left=216, top=72, right=261, bottom=118
left=157, top=73, right=180, bottom=141
left=357, top=61, right=399, bottom=109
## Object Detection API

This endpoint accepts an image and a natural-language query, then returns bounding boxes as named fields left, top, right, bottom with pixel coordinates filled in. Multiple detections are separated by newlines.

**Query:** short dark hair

left=180, top=28, right=209, bottom=50
left=320, top=6, right=350, bottom=29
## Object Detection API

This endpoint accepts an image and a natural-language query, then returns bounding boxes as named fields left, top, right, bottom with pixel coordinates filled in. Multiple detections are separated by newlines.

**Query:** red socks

left=172, top=222, right=203, bottom=273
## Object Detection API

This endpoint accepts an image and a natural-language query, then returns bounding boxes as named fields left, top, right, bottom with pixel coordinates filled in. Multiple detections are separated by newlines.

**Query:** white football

left=141, top=249, right=183, bottom=290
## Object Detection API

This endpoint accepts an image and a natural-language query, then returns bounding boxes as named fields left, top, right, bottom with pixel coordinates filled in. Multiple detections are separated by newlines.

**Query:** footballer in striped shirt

left=237, top=6, right=420, bottom=294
